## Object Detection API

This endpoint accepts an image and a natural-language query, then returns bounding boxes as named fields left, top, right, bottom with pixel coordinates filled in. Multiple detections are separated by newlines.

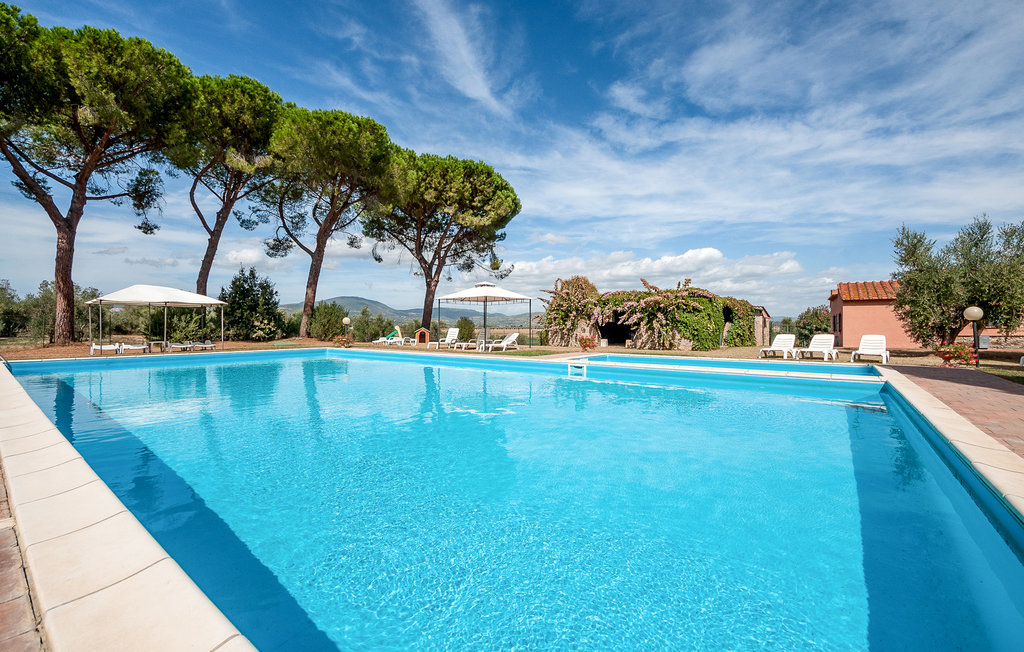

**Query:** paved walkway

left=0, top=465, right=44, bottom=651
left=893, top=365, right=1024, bottom=457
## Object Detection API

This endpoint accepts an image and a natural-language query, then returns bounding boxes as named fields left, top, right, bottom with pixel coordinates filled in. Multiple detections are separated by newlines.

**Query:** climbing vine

left=541, top=277, right=758, bottom=350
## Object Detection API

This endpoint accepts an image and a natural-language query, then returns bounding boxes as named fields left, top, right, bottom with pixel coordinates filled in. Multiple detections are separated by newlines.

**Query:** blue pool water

left=12, top=350, right=1024, bottom=649
left=583, top=353, right=881, bottom=376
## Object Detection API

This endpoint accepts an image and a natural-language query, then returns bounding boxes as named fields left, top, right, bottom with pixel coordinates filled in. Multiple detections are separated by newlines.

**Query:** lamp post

left=342, top=316, right=351, bottom=336
left=963, top=306, right=983, bottom=367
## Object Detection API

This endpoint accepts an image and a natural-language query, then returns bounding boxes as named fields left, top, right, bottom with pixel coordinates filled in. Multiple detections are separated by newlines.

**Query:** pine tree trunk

left=53, top=222, right=77, bottom=345
left=420, top=278, right=438, bottom=329
left=299, top=244, right=326, bottom=338
left=196, top=206, right=232, bottom=296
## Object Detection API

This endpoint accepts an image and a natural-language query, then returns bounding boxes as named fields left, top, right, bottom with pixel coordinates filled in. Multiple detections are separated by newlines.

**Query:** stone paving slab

left=892, top=366, right=1024, bottom=458
left=0, top=465, right=43, bottom=651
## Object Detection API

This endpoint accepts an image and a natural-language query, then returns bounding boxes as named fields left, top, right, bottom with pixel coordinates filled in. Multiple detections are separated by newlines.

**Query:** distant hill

left=281, top=295, right=537, bottom=327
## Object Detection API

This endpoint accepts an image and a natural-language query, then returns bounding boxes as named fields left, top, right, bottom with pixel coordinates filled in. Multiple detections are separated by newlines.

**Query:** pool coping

left=1, top=348, right=1023, bottom=649
left=0, top=367, right=256, bottom=652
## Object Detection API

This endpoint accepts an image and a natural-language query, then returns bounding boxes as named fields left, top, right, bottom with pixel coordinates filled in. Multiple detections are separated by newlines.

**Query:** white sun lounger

left=120, top=343, right=148, bottom=354
left=428, top=328, right=460, bottom=349
left=453, top=338, right=484, bottom=351
left=169, top=341, right=194, bottom=352
left=486, top=332, right=520, bottom=352
left=796, top=334, right=838, bottom=361
left=90, top=343, right=121, bottom=355
left=372, top=329, right=399, bottom=345
left=758, top=334, right=797, bottom=359
left=192, top=340, right=216, bottom=351
left=850, top=334, right=890, bottom=364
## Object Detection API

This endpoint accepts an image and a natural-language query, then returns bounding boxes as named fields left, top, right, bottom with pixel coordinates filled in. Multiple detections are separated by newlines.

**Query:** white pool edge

left=0, top=367, right=256, bottom=652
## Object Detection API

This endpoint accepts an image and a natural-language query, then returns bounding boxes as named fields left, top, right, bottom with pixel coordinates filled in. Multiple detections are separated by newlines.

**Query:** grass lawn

left=984, top=365, right=1024, bottom=386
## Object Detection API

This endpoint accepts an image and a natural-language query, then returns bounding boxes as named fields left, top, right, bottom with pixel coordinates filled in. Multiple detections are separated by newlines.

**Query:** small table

left=148, top=340, right=168, bottom=353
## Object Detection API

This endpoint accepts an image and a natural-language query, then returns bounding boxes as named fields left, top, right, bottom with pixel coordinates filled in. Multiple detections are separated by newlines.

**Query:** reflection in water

left=300, top=359, right=347, bottom=439
left=149, top=365, right=209, bottom=402
left=53, top=376, right=76, bottom=443
left=845, top=405, right=1022, bottom=649
left=215, top=362, right=281, bottom=414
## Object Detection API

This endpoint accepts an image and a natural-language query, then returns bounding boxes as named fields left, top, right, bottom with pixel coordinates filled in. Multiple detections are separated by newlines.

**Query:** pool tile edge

left=0, top=368, right=257, bottom=652
left=876, top=367, right=1024, bottom=521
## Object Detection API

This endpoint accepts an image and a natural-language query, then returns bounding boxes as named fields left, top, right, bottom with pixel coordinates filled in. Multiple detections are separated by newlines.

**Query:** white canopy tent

left=436, top=282, right=534, bottom=347
left=85, top=284, right=227, bottom=353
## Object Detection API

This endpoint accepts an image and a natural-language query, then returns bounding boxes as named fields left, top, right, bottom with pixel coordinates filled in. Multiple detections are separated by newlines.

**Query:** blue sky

left=2, top=0, right=1023, bottom=317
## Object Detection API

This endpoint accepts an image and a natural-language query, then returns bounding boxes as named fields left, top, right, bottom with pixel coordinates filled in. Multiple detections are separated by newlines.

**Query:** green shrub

left=350, top=306, right=395, bottom=342
left=0, top=280, right=28, bottom=337
left=308, top=303, right=349, bottom=341
left=455, top=316, right=477, bottom=341
left=169, top=313, right=204, bottom=342
left=537, top=329, right=549, bottom=346
left=795, top=304, right=832, bottom=345
left=282, top=311, right=302, bottom=337
left=22, top=281, right=99, bottom=343
left=218, top=267, right=284, bottom=341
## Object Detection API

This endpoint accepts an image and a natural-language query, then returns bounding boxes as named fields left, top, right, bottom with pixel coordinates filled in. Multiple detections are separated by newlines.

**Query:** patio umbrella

left=436, top=282, right=534, bottom=347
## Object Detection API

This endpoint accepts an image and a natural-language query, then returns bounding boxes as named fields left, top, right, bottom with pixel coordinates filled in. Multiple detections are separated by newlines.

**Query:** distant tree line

left=0, top=4, right=521, bottom=344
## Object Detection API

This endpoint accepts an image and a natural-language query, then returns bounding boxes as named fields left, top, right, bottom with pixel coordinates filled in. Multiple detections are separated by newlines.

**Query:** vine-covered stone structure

left=541, top=276, right=758, bottom=350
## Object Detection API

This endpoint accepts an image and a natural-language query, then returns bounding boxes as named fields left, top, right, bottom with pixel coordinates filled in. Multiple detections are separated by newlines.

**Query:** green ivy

left=541, top=277, right=757, bottom=351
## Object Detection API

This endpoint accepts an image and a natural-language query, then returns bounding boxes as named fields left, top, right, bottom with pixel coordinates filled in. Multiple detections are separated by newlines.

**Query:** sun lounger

left=795, top=334, right=838, bottom=361
left=169, top=341, right=194, bottom=352
left=120, top=343, right=148, bottom=354
left=428, top=328, right=460, bottom=349
left=90, top=343, right=121, bottom=355
left=192, top=340, right=216, bottom=351
left=453, top=338, right=484, bottom=351
left=758, top=334, right=797, bottom=359
left=372, top=329, right=399, bottom=345
left=486, top=332, right=520, bottom=352
left=850, top=334, right=890, bottom=364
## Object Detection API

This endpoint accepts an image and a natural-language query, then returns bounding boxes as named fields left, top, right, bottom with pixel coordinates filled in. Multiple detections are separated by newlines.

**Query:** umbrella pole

left=98, top=303, right=103, bottom=355
left=529, top=299, right=532, bottom=349
left=220, top=306, right=224, bottom=346
left=88, top=305, right=92, bottom=345
left=163, top=305, right=168, bottom=347
left=483, top=299, right=488, bottom=344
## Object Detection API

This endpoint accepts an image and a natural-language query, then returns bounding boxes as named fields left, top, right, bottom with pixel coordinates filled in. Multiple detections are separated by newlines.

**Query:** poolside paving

left=0, top=465, right=44, bottom=651
left=893, top=365, right=1024, bottom=458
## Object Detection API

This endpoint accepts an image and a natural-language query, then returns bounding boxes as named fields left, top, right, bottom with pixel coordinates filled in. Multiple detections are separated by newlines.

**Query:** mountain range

left=281, top=295, right=538, bottom=327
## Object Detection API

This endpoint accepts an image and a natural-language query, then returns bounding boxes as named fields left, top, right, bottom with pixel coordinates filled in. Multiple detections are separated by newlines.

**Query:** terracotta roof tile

left=833, top=280, right=900, bottom=301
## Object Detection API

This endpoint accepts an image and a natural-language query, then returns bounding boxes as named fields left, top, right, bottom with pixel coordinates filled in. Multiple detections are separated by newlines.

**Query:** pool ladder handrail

left=0, top=353, right=10, bottom=372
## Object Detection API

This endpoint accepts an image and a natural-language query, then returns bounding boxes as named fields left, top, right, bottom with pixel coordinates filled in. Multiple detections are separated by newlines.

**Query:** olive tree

left=361, top=150, right=521, bottom=327
left=0, top=5, right=193, bottom=343
left=259, top=108, right=392, bottom=337
left=892, top=215, right=1024, bottom=345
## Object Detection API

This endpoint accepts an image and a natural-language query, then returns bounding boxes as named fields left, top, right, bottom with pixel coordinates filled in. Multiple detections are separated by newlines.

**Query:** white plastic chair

left=486, top=332, right=520, bottom=352
left=850, top=335, right=890, bottom=364
left=796, top=334, right=838, bottom=361
left=428, top=328, right=460, bottom=349
left=758, top=334, right=797, bottom=359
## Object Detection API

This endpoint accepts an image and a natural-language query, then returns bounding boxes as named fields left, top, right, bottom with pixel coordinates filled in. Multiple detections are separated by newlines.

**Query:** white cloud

left=537, top=232, right=573, bottom=245
left=411, top=0, right=510, bottom=116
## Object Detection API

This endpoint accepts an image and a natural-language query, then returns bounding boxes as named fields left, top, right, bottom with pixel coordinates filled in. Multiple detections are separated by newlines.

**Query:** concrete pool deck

left=0, top=349, right=1023, bottom=648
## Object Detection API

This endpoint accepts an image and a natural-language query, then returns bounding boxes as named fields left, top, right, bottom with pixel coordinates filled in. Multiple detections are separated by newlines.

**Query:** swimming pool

left=581, top=353, right=881, bottom=376
left=11, top=349, right=1024, bottom=649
